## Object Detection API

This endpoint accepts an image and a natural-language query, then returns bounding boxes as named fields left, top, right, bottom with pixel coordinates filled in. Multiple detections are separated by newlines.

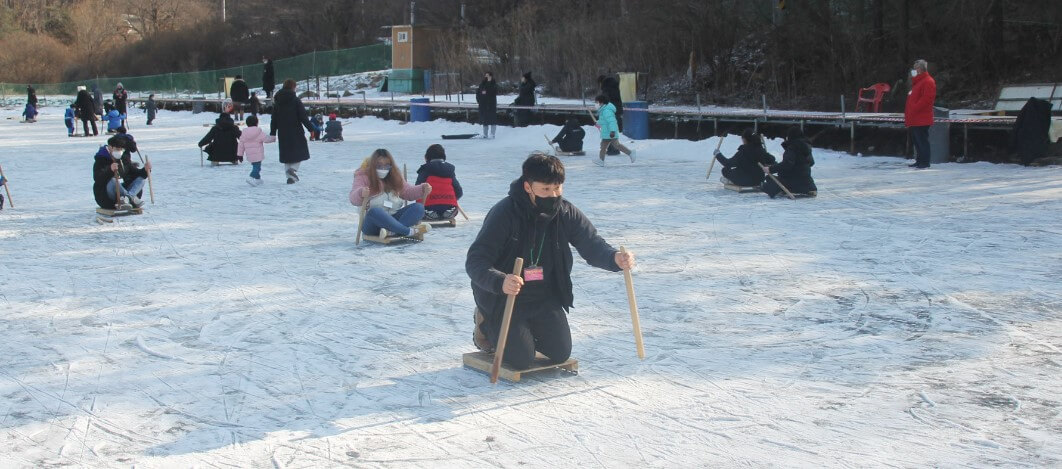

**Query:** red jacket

left=421, top=175, right=458, bottom=207
left=904, top=72, right=937, bottom=127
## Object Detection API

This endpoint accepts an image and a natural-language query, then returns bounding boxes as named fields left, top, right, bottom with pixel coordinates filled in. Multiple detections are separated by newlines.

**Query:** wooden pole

left=759, top=162, right=796, bottom=200
left=491, top=257, right=525, bottom=384
left=356, top=196, right=369, bottom=245
left=587, top=107, right=598, bottom=125
left=544, top=134, right=559, bottom=153
left=113, top=167, right=122, bottom=208
left=145, top=155, right=155, bottom=204
left=705, top=135, right=725, bottom=179
left=456, top=202, right=469, bottom=221
left=620, top=246, right=645, bottom=359
left=199, top=147, right=204, bottom=167
left=0, top=164, right=12, bottom=208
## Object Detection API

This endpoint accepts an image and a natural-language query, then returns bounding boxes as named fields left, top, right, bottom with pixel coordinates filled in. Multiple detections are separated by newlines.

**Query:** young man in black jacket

left=466, top=153, right=635, bottom=369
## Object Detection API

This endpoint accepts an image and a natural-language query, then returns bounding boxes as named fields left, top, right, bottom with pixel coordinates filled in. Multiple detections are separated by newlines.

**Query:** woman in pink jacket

left=237, top=115, right=276, bottom=186
left=349, top=148, right=432, bottom=239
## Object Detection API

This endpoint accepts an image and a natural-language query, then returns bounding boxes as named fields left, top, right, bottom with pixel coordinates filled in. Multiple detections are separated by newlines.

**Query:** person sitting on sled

left=415, top=144, right=463, bottom=220
left=92, top=135, right=151, bottom=210
left=466, top=152, right=635, bottom=370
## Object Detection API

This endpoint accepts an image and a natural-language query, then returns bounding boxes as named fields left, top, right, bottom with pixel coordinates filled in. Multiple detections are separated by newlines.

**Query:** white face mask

left=376, top=168, right=390, bottom=179
left=910, top=69, right=918, bottom=77
left=111, top=149, right=123, bottom=159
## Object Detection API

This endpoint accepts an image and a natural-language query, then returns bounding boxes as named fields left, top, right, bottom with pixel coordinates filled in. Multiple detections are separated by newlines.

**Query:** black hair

left=235, top=74, right=243, bottom=79
left=425, top=143, right=446, bottom=162
left=246, top=115, right=259, bottom=126
left=741, top=128, right=764, bottom=148
left=106, top=135, right=125, bottom=149
left=522, top=152, right=565, bottom=185
left=594, top=94, right=609, bottom=105
left=787, top=126, right=805, bottom=141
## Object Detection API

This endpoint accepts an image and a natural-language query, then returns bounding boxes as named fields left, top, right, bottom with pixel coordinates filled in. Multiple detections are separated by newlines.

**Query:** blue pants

left=65, top=119, right=74, bottom=135
left=249, top=162, right=262, bottom=179
left=106, top=177, right=146, bottom=201
left=910, top=126, right=931, bottom=167
left=362, top=203, right=424, bottom=236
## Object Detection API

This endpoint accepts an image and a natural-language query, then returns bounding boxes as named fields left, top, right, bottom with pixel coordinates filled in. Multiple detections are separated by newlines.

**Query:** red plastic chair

left=855, top=83, right=891, bottom=113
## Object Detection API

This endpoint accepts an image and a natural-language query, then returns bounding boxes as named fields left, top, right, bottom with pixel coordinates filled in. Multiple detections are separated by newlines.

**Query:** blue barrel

left=623, top=101, right=649, bottom=140
left=410, top=97, right=431, bottom=122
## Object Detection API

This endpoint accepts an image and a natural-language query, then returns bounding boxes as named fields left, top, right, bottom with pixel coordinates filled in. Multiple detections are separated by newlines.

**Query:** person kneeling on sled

left=309, top=113, right=325, bottom=141
left=713, top=128, right=777, bottom=188
left=322, top=113, right=343, bottom=142
left=199, top=113, right=243, bottom=165
left=22, top=102, right=38, bottom=123
left=762, top=126, right=817, bottom=198
left=466, top=153, right=635, bottom=370
left=93, top=135, right=151, bottom=210
left=551, top=118, right=586, bottom=153
left=349, top=148, right=432, bottom=240
left=105, top=107, right=126, bottom=133
left=415, top=144, right=463, bottom=220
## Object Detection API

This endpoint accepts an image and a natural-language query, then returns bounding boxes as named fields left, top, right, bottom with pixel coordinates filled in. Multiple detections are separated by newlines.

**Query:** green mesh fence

left=0, top=44, right=390, bottom=97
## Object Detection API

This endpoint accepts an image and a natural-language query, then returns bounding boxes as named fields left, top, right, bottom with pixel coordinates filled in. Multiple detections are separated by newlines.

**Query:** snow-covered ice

left=1, top=105, right=1060, bottom=468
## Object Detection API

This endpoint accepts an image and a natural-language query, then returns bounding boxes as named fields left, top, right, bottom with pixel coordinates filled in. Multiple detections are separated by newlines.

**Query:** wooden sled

left=96, top=206, right=143, bottom=223
left=723, top=184, right=761, bottom=193
left=441, top=133, right=479, bottom=140
left=555, top=150, right=586, bottom=156
left=423, top=216, right=458, bottom=228
left=361, top=227, right=421, bottom=244
left=462, top=351, right=578, bottom=382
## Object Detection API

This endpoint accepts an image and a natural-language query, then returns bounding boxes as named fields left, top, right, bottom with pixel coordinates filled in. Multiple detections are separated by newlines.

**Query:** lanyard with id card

left=523, top=228, right=547, bottom=282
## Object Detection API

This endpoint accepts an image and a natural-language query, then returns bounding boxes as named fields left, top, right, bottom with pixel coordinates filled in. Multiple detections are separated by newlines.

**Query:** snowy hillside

left=0, top=105, right=1060, bottom=467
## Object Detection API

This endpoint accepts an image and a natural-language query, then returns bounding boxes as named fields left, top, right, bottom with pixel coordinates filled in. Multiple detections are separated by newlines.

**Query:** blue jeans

left=106, top=177, right=146, bottom=201
left=362, top=203, right=424, bottom=236
left=249, top=162, right=262, bottom=179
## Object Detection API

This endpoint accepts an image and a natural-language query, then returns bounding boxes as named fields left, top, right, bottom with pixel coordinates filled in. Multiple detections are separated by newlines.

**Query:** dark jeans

left=81, top=118, right=98, bottom=136
left=486, top=300, right=572, bottom=370
left=910, top=126, right=931, bottom=167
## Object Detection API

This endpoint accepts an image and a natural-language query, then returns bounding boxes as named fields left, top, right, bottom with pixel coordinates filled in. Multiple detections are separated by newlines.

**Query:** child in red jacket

left=415, top=144, right=463, bottom=220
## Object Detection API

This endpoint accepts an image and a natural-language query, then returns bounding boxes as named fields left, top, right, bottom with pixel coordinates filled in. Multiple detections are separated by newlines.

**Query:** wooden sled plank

left=441, top=133, right=479, bottom=140
left=361, top=228, right=421, bottom=245
left=723, top=184, right=761, bottom=193
left=423, top=217, right=457, bottom=228
left=463, top=351, right=578, bottom=382
left=555, top=151, right=586, bottom=156
left=96, top=207, right=143, bottom=217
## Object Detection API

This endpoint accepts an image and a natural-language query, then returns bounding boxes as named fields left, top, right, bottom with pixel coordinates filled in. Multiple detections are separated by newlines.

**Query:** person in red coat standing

left=904, top=59, right=937, bottom=168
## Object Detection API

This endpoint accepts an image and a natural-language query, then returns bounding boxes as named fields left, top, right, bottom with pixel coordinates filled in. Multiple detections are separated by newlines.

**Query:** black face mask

left=533, top=196, right=560, bottom=216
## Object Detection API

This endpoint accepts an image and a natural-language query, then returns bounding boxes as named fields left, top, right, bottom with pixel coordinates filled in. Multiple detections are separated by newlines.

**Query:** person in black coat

left=93, top=135, right=151, bottom=209
left=551, top=118, right=586, bottom=153
left=763, top=127, right=817, bottom=198
left=415, top=144, right=463, bottom=219
left=146, top=94, right=157, bottom=125
left=512, top=72, right=536, bottom=127
left=270, top=79, right=314, bottom=183
left=262, top=58, right=276, bottom=99
left=230, top=75, right=250, bottom=121
left=713, top=128, right=777, bottom=187
left=27, top=86, right=37, bottom=107
left=477, top=72, right=498, bottom=138
left=466, top=153, right=635, bottom=369
left=248, top=92, right=261, bottom=117
left=91, top=84, right=104, bottom=117
left=113, top=83, right=128, bottom=126
left=198, top=113, right=242, bottom=165
left=75, top=87, right=99, bottom=136
left=1011, top=97, right=1053, bottom=166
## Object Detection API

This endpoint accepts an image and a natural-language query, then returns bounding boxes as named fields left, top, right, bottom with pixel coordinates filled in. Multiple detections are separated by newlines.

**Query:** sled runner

left=360, top=227, right=423, bottom=244
left=723, top=184, right=761, bottom=193
left=95, top=206, right=142, bottom=224
left=423, top=216, right=458, bottom=228
left=462, top=351, right=578, bottom=383
left=555, top=150, right=586, bottom=156
left=441, top=134, right=479, bottom=140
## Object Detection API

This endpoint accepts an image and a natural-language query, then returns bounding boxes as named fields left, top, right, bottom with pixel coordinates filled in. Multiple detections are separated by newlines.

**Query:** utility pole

left=222, top=0, right=226, bottom=22
left=410, top=0, right=415, bottom=25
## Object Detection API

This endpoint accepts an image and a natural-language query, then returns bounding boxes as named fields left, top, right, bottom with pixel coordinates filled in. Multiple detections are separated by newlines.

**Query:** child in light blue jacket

left=593, top=94, right=634, bottom=165
left=105, top=109, right=125, bottom=133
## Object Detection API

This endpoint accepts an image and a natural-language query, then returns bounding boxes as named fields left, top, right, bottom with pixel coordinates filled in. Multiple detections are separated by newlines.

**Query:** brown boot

left=473, top=308, right=494, bottom=353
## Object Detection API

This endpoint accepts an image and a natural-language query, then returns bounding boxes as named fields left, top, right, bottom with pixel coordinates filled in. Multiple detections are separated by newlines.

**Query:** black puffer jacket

left=766, top=137, right=817, bottom=195
left=230, top=79, right=250, bottom=103
left=514, top=73, right=536, bottom=107
left=552, top=119, right=586, bottom=152
left=199, top=114, right=242, bottom=163
left=466, top=179, right=619, bottom=320
left=76, top=90, right=97, bottom=121
left=716, top=143, right=776, bottom=187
